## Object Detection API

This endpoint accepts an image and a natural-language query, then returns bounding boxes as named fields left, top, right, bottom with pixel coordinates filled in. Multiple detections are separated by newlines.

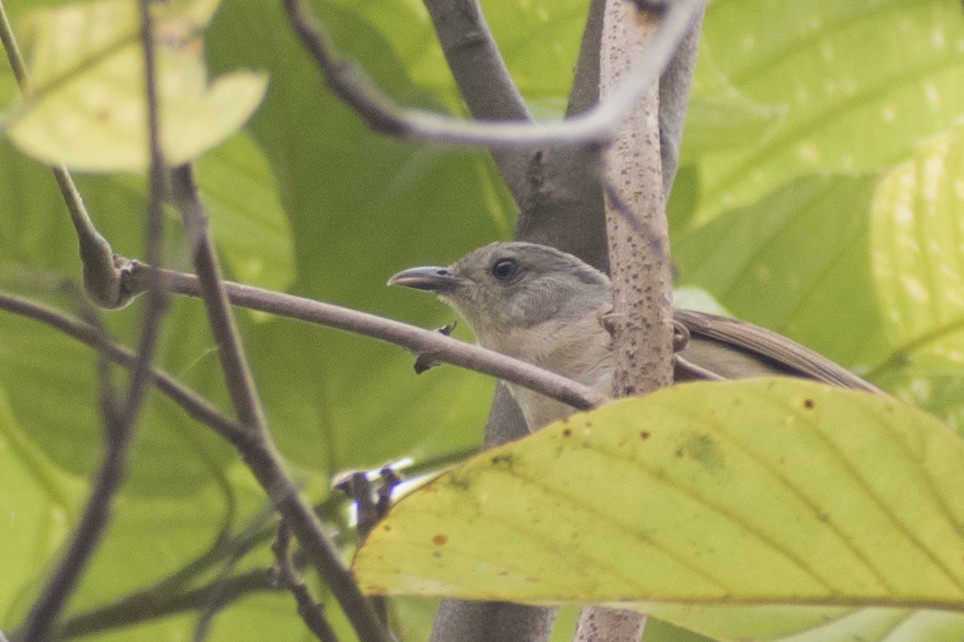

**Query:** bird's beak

left=387, top=266, right=463, bottom=293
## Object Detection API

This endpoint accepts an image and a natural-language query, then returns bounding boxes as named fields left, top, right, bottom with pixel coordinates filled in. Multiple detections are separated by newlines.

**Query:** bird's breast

left=481, top=316, right=613, bottom=431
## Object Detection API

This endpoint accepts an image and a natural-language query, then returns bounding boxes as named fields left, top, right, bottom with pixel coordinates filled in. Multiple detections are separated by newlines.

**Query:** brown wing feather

left=672, top=309, right=881, bottom=394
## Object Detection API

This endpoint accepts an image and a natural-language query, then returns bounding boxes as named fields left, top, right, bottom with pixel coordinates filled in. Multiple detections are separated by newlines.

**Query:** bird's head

left=388, top=242, right=611, bottom=343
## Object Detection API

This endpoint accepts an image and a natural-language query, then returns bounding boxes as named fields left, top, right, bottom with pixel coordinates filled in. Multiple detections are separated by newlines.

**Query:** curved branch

left=125, top=265, right=608, bottom=411
left=282, top=0, right=704, bottom=148
left=0, top=291, right=246, bottom=442
left=56, top=570, right=276, bottom=640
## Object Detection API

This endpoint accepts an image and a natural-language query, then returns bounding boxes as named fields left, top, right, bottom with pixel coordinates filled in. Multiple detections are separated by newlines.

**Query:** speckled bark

left=601, top=3, right=675, bottom=399
left=574, top=2, right=677, bottom=639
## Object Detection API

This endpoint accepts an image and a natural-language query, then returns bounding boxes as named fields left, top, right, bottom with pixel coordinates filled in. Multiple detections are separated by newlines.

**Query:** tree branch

left=514, top=0, right=608, bottom=271
left=601, top=7, right=674, bottom=398
left=123, top=264, right=608, bottom=411
left=271, top=521, right=339, bottom=642
left=17, top=4, right=171, bottom=638
left=421, top=0, right=533, bottom=201
left=55, top=570, right=277, bottom=640
left=168, top=166, right=394, bottom=642
left=573, top=2, right=704, bottom=640
left=0, top=291, right=246, bottom=442
left=656, top=2, right=703, bottom=196
left=282, top=0, right=705, bottom=148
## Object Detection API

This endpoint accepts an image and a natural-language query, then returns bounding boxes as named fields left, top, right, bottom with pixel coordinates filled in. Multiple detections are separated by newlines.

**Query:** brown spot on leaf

left=640, top=431, right=651, bottom=440
left=432, top=534, right=447, bottom=546
left=562, top=428, right=572, bottom=437
left=803, top=398, right=815, bottom=409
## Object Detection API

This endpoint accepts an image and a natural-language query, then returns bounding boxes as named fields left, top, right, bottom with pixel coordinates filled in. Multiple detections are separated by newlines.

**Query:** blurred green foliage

left=0, top=0, right=961, bottom=640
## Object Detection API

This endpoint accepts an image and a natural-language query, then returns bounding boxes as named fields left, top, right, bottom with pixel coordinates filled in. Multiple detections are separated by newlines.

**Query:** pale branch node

left=0, top=0, right=131, bottom=309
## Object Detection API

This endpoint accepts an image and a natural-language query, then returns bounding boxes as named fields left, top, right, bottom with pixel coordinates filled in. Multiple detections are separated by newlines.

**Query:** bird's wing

left=672, top=309, right=881, bottom=394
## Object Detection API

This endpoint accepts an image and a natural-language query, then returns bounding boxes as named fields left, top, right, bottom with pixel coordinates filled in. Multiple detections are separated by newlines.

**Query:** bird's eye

left=491, top=258, right=519, bottom=281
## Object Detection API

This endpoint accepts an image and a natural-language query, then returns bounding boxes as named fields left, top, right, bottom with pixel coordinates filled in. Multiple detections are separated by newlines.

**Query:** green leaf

left=0, top=388, right=85, bottom=619
left=871, top=123, right=964, bottom=370
left=673, top=174, right=888, bottom=370
left=5, top=0, right=267, bottom=172
left=681, top=84, right=783, bottom=160
left=195, top=133, right=295, bottom=293
left=691, top=0, right=964, bottom=223
left=354, top=379, right=964, bottom=640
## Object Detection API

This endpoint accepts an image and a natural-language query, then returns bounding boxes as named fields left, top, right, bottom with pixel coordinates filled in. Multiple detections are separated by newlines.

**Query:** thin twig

left=50, top=496, right=345, bottom=640
left=16, top=4, right=171, bottom=639
left=169, top=166, right=394, bottom=642
left=282, top=0, right=705, bottom=147
left=0, top=291, right=246, bottom=442
left=56, top=570, right=278, bottom=640
left=120, top=0, right=170, bottom=426
left=16, top=324, right=137, bottom=642
left=272, top=522, right=339, bottom=642
left=0, top=0, right=132, bottom=308
left=171, top=165, right=265, bottom=431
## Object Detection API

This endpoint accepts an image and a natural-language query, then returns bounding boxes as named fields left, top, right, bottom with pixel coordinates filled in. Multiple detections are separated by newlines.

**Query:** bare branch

left=124, top=264, right=608, bottom=411
left=572, top=0, right=701, bottom=638
left=282, top=0, right=704, bottom=148
left=656, top=3, right=703, bottom=196
left=423, top=0, right=529, bottom=122
left=169, top=167, right=394, bottom=642
left=171, top=165, right=266, bottom=432
left=271, top=522, right=339, bottom=642
left=514, top=0, right=608, bottom=272
left=0, top=291, right=246, bottom=442
left=17, top=4, right=171, bottom=638
left=602, top=1, right=674, bottom=395
left=16, top=345, right=136, bottom=642
left=54, top=570, right=277, bottom=640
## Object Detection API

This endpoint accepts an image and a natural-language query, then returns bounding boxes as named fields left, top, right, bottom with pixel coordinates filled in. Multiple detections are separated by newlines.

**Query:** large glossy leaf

left=354, top=379, right=964, bottom=640
left=871, top=123, right=964, bottom=371
left=195, top=133, right=295, bottom=293
left=5, top=0, right=267, bottom=172
left=691, top=0, right=964, bottom=223
left=673, top=174, right=887, bottom=370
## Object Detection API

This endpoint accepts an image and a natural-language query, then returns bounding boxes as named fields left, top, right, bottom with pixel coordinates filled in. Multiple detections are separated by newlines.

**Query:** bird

left=389, top=241, right=880, bottom=430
